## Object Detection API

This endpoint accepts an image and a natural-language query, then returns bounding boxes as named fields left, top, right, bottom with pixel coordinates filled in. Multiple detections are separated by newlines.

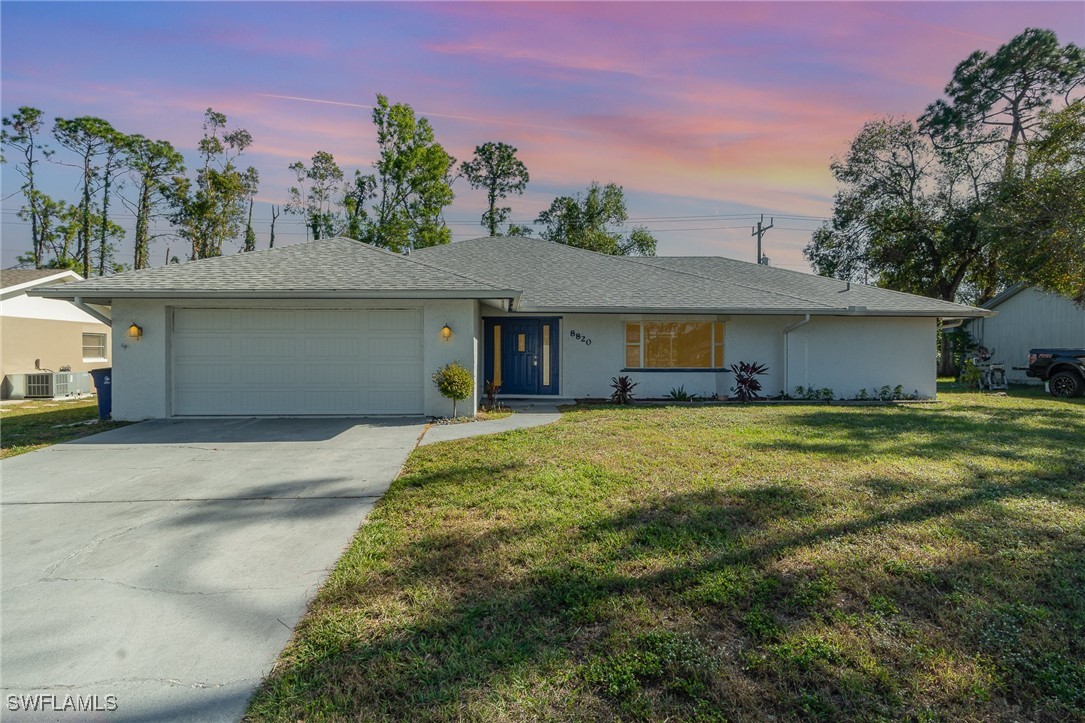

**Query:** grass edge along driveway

left=1, top=398, right=128, bottom=458
left=249, top=387, right=1084, bottom=721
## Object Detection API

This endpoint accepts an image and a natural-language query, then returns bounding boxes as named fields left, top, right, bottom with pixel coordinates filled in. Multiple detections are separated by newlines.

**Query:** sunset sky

left=2, top=1, right=1082, bottom=271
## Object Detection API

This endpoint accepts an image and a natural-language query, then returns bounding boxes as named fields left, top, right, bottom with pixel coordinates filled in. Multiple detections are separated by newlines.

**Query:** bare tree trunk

left=269, top=205, right=279, bottom=248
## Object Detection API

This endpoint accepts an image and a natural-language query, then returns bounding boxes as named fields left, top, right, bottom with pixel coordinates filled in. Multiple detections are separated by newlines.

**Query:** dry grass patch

left=248, top=386, right=1084, bottom=721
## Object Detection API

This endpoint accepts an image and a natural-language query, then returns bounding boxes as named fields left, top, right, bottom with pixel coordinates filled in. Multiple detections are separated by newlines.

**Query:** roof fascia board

left=515, top=305, right=993, bottom=318
left=30, top=288, right=523, bottom=302
left=1, top=271, right=81, bottom=298
left=981, top=284, right=1028, bottom=310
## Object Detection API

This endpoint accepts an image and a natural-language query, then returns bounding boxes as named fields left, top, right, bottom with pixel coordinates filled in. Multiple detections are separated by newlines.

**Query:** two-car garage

left=171, top=308, right=425, bottom=416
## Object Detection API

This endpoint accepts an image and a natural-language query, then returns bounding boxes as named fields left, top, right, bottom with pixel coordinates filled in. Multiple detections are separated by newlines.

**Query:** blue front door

left=484, top=318, right=559, bottom=395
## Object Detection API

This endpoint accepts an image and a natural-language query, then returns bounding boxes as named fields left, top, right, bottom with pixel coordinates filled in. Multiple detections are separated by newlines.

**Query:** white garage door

left=172, top=308, right=424, bottom=415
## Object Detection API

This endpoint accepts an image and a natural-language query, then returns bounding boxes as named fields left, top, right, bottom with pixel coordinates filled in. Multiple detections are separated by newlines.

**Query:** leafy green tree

left=124, top=135, right=185, bottom=269
left=921, top=28, right=1084, bottom=177
left=14, top=191, right=66, bottom=268
left=342, top=171, right=375, bottom=241
left=536, top=181, right=657, bottom=256
left=920, top=28, right=1085, bottom=300
left=804, top=118, right=993, bottom=303
left=53, top=116, right=115, bottom=277
left=2, top=107, right=53, bottom=268
left=242, top=167, right=259, bottom=252
left=91, top=123, right=130, bottom=276
left=460, top=141, right=530, bottom=236
left=286, top=151, right=344, bottom=240
left=361, top=94, right=456, bottom=252
left=46, top=199, right=82, bottom=268
left=808, top=28, right=1084, bottom=306
left=988, top=102, right=1085, bottom=303
left=171, top=108, right=253, bottom=259
left=504, top=223, right=535, bottom=237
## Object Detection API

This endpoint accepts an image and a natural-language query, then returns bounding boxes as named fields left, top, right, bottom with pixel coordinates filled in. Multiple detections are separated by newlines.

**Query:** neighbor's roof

left=33, top=238, right=519, bottom=305
left=980, top=284, right=1028, bottom=310
left=33, top=235, right=991, bottom=318
left=1, top=268, right=81, bottom=293
left=413, top=237, right=990, bottom=317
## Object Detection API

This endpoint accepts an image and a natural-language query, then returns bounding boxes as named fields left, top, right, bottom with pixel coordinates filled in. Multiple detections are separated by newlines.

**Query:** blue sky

left=2, top=1, right=1082, bottom=270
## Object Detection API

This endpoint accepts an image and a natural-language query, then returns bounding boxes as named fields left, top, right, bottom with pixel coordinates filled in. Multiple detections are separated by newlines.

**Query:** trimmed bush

left=433, top=361, right=474, bottom=417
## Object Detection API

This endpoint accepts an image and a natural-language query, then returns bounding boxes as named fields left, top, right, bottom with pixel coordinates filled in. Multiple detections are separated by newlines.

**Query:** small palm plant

left=729, top=361, right=769, bottom=403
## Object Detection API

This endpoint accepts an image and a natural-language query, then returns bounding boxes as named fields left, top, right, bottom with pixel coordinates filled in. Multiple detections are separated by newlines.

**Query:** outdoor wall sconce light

left=440, top=324, right=453, bottom=340
left=127, top=323, right=143, bottom=341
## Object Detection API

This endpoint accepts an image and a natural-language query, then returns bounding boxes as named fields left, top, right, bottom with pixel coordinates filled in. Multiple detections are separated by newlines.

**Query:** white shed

left=968, top=286, right=1085, bottom=384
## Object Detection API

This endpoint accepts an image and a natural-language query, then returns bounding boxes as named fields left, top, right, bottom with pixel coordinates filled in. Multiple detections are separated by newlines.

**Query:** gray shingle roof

left=34, top=238, right=513, bottom=301
left=33, top=234, right=990, bottom=317
left=1, top=268, right=79, bottom=290
left=637, top=255, right=985, bottom=316
left=413, top=237, right=989, bottom=317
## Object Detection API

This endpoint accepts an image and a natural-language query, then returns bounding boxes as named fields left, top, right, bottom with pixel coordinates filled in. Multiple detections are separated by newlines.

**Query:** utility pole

left=751, top=214, right=774, bottom=264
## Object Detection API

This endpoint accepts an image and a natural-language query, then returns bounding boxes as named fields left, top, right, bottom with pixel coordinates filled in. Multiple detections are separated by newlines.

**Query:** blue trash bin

left=89, top=367, right=112, bottom=420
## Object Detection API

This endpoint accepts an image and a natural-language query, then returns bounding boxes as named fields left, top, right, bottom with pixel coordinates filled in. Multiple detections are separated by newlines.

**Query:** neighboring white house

left=966, top=285, right=1085, bottom=384
left=33, top=237, right=990, bottom=420
left=1, top=269, right=113, bottom=399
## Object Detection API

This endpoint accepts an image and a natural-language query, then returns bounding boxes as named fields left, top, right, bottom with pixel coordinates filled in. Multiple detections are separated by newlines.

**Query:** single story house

left=2, top=268, right=112, bottom=399
left=965, top=285, right=1085, bottom=384
left=33, top=236, right=989, bottom=419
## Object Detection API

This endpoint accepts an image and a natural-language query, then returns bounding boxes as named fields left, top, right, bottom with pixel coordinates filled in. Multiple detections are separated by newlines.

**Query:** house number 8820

left=569, top=330, right=592, bottom=346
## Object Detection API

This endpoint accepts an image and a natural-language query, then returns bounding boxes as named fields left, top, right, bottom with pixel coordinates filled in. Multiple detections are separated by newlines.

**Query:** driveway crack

left=40, top=504, right=187, bottom=577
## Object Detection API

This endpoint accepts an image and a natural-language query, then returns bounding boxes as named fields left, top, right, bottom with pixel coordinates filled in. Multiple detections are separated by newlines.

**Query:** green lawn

left=248, top=386, right=1084, bottom=722
left=0, top=397, right=128, bottom=458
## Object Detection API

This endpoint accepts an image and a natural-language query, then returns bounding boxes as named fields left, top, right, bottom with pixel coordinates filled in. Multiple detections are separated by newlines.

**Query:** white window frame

left=82, top=332, right=107, bottom=361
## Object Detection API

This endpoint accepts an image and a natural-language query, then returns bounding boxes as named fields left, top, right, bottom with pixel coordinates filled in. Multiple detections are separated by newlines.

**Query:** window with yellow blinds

left=624, top=321, right=724, bottom=369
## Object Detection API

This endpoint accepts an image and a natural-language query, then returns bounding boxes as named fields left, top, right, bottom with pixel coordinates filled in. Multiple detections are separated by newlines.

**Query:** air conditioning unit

left=25, top=372, right=73, bottom=398
left=2, top=372, right=92, bottom=400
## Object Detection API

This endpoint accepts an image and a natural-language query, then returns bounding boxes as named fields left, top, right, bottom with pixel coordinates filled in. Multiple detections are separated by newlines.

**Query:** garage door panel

left=303, top=336, right=361, bottom=358
left=365, top=362, right=421, bottom=386
left=368, top=336, right=422, bottom=358
left=239, top=390, right=295, bottom=414
left=369, top=309, right=421, bottom=332
left=304, top=391, right=364, bottom=413
left=246, top=364, right=297, bottom=385
left=172, top=309, right=424, bottom=416
left=175, top=363, right=232, bottom=386
left=302, top=363, right=360, bottom=386
left=240, top=309, right=295, bottom=330
left=175, top=390, right=231, bottom=415
left=238, top=336, right=297, bottom=358
left=175, top=335, right=232, bottom=358
left=175, top=309, right=232, bottom=332
left=303, top=310, right=363, bottom=331
left=369, top=390, right=422, bottom=414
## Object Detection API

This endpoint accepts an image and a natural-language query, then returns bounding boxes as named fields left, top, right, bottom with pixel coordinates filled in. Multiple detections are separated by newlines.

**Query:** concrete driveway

left=0, top=417, right=426, bottom=721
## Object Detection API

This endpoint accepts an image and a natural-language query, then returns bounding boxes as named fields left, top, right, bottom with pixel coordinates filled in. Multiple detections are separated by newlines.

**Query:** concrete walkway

left=0, top=417, right=426, bottom=722
left=418, top=403, right=562, bottom=446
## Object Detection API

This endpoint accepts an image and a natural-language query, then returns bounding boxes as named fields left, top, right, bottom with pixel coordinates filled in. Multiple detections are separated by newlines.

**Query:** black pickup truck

left=1025, top=349, right=1085, bottom=397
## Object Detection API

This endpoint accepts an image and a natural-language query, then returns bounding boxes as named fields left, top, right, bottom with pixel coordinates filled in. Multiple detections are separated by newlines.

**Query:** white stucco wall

left=968, top=288, right=1085, bottom=383
left=110, top=298, right=478, bottom=420
left=481, top=312, right=938, bottom=400
left=783, top=316, right=937, bottom=398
